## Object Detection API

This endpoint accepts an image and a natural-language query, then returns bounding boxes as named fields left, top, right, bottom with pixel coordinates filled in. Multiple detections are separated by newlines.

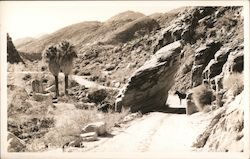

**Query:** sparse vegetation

left=223, top=73, right=243, bottom=97
left=26, top=106, right=130, bottom=151
left=192, top=84, right=214, bottom=112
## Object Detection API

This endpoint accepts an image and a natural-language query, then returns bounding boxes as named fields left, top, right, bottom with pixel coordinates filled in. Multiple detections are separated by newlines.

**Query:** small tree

left=43, top=45, right=60, bottom=98
left=58, top=40, right=78, bottom=95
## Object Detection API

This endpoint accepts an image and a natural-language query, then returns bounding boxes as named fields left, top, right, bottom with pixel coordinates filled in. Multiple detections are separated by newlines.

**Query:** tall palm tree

left=43, top=45, right=60, bottom=98
left=58, top=40, right=77, bottom=95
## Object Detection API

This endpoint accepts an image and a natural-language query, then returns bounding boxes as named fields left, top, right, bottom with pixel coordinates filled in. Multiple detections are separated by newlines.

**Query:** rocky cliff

left=7, top=34, right=24, bottom=64
left=116, top=6, right=243, bottom=113
left=113, top=6, right=244, bottom=152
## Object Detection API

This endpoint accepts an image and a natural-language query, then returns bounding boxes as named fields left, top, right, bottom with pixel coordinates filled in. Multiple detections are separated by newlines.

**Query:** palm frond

left=58, top=40, right=78, bottom=58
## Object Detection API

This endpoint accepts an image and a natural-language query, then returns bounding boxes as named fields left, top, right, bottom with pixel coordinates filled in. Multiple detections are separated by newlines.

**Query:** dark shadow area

left=99, top=133, right=115, bottom=138
left=142, top=106, right=186, bottom=114
left=158, top=107, right=186, bottom=114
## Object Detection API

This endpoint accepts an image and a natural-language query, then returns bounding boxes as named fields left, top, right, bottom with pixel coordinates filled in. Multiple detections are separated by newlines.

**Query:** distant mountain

left=15, top=10, right=179, bottom=56
left=107, top=10, right=145, bottom=22
left=14, top=37, right=35, bottom=48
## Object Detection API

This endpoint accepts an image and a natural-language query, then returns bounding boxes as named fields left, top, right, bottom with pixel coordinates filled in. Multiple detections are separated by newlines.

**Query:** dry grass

left=7, top=63, right=26, bottom=72
left=39, top=106, right=130, bottom=149
left=192, top=84, right=213, bottom=112
left=104, top=107, right=130, bottom=133
left=223, top=73, right=243, bottom=97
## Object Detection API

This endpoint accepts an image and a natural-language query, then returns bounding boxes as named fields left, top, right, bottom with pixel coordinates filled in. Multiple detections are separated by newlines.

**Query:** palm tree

left=58, top=40, right=77, bottom=95
left=42, top=45, right=60, bottom=98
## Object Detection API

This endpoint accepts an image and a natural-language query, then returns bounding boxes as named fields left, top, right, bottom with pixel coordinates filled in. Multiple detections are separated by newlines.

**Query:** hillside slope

left=7, top=34, right=24, bottom=64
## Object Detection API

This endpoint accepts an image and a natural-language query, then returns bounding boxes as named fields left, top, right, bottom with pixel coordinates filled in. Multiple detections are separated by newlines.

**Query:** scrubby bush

left=87, top=88, right=108, bottom=104
left=42, top=107, right=130, bottom=148
left=192, top=84, right=214, bottom=112
left=22, top=73, right=31, bottom=81
left=104, top=108, right=130, bottom=133
left=223, top=73, right=243, bottom=96
left=43, top=108, right=98, bottom=147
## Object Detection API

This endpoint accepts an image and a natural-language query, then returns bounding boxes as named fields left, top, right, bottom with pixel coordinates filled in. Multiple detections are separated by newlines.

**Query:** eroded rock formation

left=116, top=40, right=183, bottom=113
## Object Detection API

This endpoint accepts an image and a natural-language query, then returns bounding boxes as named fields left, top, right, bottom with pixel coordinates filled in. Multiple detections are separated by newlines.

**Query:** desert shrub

left=87, top=88, right=108, bottom=104
left=41, top=66, right=47, bottom=72
left=43, top=108, right=97, bottom=147
left=42, top=107, right=130, bottom=148
left=22, top=73, right=31, bottom=81
left=70, top=80, right=79, bottom=87
left=223, top=73, right=243, bottom=96
left=104, top=107, right=130, bottom=133
left=192, top=84, right=213, bottom=112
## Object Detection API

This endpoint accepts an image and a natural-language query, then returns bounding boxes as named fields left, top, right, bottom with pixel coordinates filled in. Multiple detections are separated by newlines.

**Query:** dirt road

left=78, top=95, right=212, bottom=153
left=85, top=111, right=208, bottom=152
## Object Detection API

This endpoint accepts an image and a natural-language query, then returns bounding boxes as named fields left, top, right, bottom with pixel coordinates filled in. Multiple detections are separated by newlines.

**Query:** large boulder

left=87, top=89, right=108, bottom=104
left=8, top=132, right=26, bottom=152
left=115, top=41, right=183, bottom=113
left=81, top=121, right=107, bottom=136
left=80, top=132, right=98, bottom=142
left=31, top=79, right=44, bottom=93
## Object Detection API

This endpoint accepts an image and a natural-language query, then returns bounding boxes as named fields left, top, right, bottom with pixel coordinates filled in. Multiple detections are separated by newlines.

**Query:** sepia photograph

left=0, top=1, right=249, bottom=159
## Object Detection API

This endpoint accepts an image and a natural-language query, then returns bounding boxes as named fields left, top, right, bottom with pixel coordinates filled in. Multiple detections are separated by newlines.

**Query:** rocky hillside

left=115, top=6, right=244, bottom=151
left=116, top=6, right=243, bottom=112
left=7, top=34, right=24, bottom=64
left=14, top=10, right=180, bottom=87
left=9, top=6, right=244, bottom=152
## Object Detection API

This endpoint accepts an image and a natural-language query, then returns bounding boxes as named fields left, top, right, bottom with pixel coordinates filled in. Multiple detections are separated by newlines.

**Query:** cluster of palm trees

left=43, top=40, right=77, bottom=98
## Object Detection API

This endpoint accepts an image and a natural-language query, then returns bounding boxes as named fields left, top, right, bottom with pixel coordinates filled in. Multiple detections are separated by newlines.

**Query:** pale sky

left=0, top=1, right=182, bottom=41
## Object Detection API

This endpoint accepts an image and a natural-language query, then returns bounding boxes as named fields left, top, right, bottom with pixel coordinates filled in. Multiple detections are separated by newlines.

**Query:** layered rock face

left=202, top=43, right=243, bottom=91
left=190, top=6, right=243, bottom=91
left=153, top=7, right=217, bottom=53
left=7, top=34, right=25, bottom=64
left=116, top=41, right=183, bottom=112
left=192, top=40, right=222, bottom=87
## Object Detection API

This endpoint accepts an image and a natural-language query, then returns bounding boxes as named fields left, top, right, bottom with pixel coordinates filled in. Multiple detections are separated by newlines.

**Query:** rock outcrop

left=81, top=121, right=107, bottom=136
left=7, top=34, right=25, bottom=64
left=8, top=132, right=26, bottom=152
left=191, top=40, right=222, bottom=87
left=116, top=40, right=183, bottom=112
left=153, top=7, right=217, bottom=53
left=193, top=92, right=244, bottom=152
left=202, top=43, right=243, bottom=91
